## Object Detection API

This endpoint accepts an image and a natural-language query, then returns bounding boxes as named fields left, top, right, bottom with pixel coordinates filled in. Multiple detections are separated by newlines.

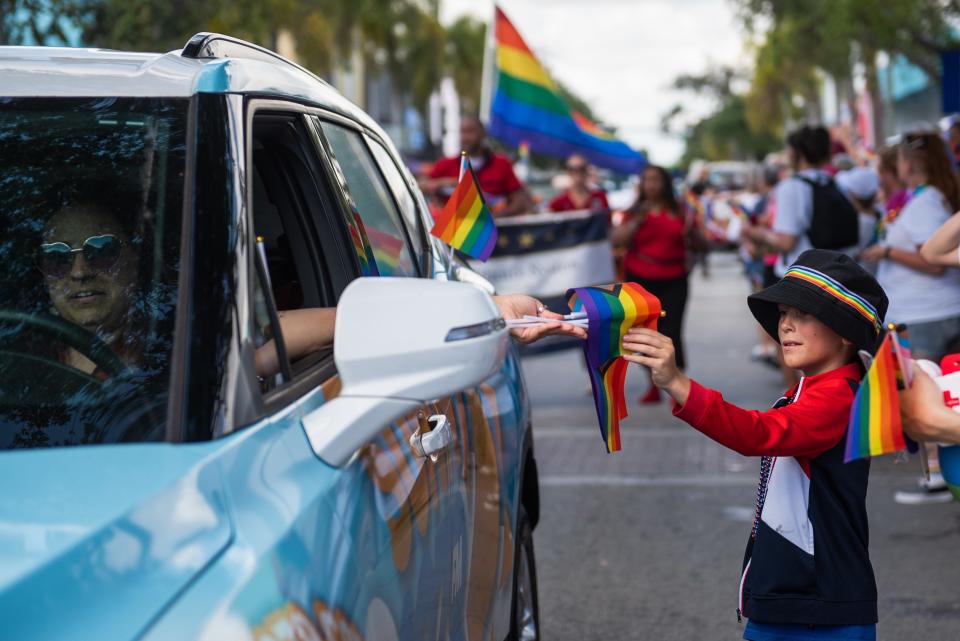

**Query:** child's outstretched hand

left=622, top=328, right=691, bottom=404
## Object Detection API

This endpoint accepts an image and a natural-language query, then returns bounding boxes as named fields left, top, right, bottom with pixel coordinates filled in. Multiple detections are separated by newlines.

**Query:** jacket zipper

left=737, top=558, right=751, bottom=622
left=737, top=380, right=804, bottom=622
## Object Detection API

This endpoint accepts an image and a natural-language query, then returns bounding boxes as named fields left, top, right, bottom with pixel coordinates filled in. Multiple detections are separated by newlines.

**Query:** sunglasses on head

left=904, top=132, right=932, bottom=150
left=38, top=234, right=123, bottom=278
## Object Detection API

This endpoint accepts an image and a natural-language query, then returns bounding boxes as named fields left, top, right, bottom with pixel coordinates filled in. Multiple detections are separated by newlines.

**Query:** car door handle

left=410, top=414, right=452, bottom=462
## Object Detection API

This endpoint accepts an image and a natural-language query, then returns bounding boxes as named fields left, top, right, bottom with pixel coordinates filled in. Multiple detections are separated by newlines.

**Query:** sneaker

left=918, top=472, right=948, bottom=491
left=893, top=487, right=954, bottom=505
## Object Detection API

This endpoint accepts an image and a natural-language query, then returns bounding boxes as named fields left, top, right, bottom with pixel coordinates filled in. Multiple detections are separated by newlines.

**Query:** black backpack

left=798, top=176, right=860, bottom=249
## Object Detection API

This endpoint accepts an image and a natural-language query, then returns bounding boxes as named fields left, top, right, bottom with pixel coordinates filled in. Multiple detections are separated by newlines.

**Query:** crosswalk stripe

left=540, top=474, right=757, bottom=488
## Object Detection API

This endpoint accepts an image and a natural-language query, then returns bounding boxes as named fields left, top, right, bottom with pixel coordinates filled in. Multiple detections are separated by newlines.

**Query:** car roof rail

left=181, top=32, right=328, bottom=86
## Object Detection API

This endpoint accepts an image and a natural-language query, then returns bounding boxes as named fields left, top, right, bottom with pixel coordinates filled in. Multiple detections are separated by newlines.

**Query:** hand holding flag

left=844, top=324, right=916, bottom=462
left=494, top=294, right=587, bottom=344
left=567, top=282, right=663, bottom=452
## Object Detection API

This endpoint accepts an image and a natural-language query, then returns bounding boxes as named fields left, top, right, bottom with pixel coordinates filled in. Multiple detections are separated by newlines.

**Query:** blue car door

left=360, top=132, right=527, bottom=641
left=306, top=115, right=473, bottom=638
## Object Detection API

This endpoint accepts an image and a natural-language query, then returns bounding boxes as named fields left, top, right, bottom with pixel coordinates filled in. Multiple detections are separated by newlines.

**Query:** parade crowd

left=419, top=118, right=960, bottom=459
left=416, top=116, right=960, bottom=640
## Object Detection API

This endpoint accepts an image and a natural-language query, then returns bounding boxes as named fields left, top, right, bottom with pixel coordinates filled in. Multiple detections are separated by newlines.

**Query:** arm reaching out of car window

left=255, top=307, right=336, bottom=378
left=493, top=293, right=588, bottom=344
left=253, top=294, right=586, bottom=378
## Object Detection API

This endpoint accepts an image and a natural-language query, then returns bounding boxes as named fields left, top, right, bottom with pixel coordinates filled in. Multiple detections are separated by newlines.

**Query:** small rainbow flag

left=430, top=156, right=498, bottom=261
left=566, top=282, right=662, bottom=453
left=844, top=327, right=913, bottom=462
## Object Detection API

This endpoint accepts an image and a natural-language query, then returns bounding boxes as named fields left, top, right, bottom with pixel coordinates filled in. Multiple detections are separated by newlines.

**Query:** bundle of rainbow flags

left=844, top=326, right=915, bottom=462
left=567, top=282, right=662, bottom=453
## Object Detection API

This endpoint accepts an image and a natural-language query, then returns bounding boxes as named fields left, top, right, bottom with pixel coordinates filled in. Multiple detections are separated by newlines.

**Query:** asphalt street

left=521, top=252, right=960, bottom=641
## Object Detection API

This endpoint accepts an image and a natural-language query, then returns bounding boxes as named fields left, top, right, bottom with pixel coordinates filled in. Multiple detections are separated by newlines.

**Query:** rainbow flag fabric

left=488, top=7, right=645, bottom=174
left=844, top=328, right=914, bottom=462
left=727, top=199, right=751, bottom=222
left=431, top=157, right=498, bottom=261
left=348, top=208, right=379, bottom=277
left=566, top=282, right=662, bottom=452
left=365, top=226, right=405, bottom=276
left=684, top=192, right=705, bottom=223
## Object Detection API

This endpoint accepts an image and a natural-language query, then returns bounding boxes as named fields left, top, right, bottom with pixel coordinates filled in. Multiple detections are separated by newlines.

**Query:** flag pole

left=446, top=151, right=469, bottom=277
left=479, top=5, right=496, bottom=126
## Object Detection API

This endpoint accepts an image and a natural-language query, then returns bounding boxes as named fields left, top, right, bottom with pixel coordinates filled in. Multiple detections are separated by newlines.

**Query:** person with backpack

left=742, top=126, right=860, bottom=278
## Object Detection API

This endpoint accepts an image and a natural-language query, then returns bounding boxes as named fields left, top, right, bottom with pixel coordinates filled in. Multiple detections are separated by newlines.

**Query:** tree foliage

left=736, top=0, right=960, bottom=139
left=1, top=0, right=86, bottom=45
left=444, top=15, right=486, bottom=115
left=3, top=0, right=605, bottom=147
left=662, top=66, right=780, bottom=164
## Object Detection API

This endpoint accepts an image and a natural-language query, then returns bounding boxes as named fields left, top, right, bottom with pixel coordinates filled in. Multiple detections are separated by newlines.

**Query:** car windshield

left=0, top=97, right=188, bottom=449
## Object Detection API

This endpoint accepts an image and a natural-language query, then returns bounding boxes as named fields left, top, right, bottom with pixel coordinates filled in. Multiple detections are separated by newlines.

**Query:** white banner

left=471, top=241, right=614, bottom=297
left=468, top=209, right=615, bottom=300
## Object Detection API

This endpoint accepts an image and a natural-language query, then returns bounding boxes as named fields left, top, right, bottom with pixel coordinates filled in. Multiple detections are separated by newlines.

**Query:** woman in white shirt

left=861, top=132, right=960, bottom=502
left=861, top=132, right=960, bottom=360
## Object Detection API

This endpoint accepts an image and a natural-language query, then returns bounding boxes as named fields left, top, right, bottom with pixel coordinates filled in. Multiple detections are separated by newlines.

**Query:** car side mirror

left=302, top=277, right=509, bottom=466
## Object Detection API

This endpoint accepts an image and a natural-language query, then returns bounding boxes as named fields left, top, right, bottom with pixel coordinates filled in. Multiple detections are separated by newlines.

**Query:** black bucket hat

left=747, top=250, right=889, bottom=354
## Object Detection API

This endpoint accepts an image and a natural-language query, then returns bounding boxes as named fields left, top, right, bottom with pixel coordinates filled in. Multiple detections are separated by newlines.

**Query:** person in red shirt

left=611, top=164, right=699, bottom=403
left=422, top=115, right=532, bottom=216
left=622, top=250, right=888, bottom=640
left=548, top=154, right=609, bottom=212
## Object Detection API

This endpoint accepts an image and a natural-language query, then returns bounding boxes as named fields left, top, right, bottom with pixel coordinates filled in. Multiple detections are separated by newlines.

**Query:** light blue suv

left=0, top=33, right=540, bottom=641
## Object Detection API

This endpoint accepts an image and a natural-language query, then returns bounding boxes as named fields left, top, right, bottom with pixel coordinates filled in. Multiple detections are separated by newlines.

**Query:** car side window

left=318, top=121, right=419, bottom=277
left=248, top=112, right=339, bottom=394
left=365, top=136, right=429, bottom=272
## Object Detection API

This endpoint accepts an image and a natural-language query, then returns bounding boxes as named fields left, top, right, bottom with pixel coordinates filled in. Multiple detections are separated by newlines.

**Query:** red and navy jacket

left=674, top=362, right=878, bottom=626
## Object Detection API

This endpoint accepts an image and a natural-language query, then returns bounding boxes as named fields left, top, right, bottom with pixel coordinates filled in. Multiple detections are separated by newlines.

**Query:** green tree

left=1, top=0, right=85, bottom=45
left=662, top=66, right=780, bottom=164
left=444, top=15, right=486, bottom=114
left=735, top=0, right=960, bottom=142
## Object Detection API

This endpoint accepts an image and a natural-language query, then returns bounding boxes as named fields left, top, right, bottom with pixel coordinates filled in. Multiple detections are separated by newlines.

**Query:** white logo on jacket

left=761, top=456, right=815, bottom=555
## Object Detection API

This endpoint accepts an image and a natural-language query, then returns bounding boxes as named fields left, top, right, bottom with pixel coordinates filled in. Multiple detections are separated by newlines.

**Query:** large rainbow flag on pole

left=844, top=326, right=914, bottom=462
left=430, top=154, right=499, bottom=261
left=486, top=6, right=646, bottom=175
left=567, top=283, right=662, bottom=452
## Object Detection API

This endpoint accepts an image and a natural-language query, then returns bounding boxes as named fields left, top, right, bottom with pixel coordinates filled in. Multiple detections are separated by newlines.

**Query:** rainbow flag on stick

left=430, top=155, right=499, bottom=262
left=487, top=7, right=645, bottom=174
left=844, top=326, right=914, bottom=462
left=566, top=282, right=662, bottom=452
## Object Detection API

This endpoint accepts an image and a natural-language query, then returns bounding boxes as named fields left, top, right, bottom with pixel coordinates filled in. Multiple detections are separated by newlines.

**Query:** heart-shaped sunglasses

left=38, top=234, right=123, bottom=279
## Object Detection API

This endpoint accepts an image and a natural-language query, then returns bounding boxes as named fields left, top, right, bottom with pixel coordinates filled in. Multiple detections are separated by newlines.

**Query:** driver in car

left=41, top=203, right=586, bottom=380
left=39, top=202, right=142, bottom=377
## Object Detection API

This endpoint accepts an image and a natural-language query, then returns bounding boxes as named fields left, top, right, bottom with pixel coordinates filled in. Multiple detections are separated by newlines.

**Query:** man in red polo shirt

left=423, top=115, right=532, bottom=216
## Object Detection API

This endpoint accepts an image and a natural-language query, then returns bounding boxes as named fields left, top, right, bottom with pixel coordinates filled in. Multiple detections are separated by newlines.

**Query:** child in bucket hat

left=623, top=249, right=888, bottom=640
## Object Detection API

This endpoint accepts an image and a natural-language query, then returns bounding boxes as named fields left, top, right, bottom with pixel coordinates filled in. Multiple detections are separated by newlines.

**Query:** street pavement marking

left=540, top=474, right=757, bottom=488
left=535, top=427, right=700, bottom=438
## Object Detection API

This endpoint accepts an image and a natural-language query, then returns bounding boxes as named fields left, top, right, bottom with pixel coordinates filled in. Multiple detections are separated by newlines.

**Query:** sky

left=440, top=0, right=750, bottom=166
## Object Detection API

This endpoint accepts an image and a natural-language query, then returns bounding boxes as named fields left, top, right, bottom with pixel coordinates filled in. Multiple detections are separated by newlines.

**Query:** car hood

left=0, top=442, right=232, bottom=640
